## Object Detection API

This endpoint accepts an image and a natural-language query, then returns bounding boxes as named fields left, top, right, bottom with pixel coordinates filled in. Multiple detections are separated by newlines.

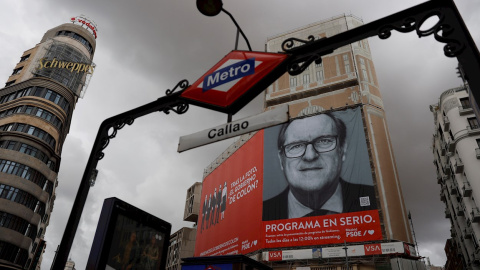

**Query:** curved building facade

left=430, top=85, right=480, bottom=269
left=0, top=18, right=96, bottom=269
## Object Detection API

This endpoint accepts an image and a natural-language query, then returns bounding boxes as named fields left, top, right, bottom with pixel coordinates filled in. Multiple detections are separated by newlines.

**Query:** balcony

left=445, top=165, right=452, bottom=176
left=440, top=190, right=446, bottom=202
left=454, top=157, right=464, bottom=174
left=457, top=205, right=465, bottom=216
left=458, top=105, right=473, bottom=116
left=467, top=125, right=480, bottom=136
left=471, top=207, right=480, bottom=223
left=441, top=142, right=447, bottom=156
left=445, top=208, right=452, bottom=218
left=476, top=148, right=480, bottom=159
left=464, top=227, right=473, bottom=239
left=450, top=183, right=458, bottom=196
left=447, top=141, right=456, bottom=153
left=471, top=252, right=480, bottom=265
left=444, top=115, right=450, bottom=131
left=463, top=181, right=473, bottom=197
left=450, top=228, right=456, bottom=237
left=437, top=175, right=443, bottom=184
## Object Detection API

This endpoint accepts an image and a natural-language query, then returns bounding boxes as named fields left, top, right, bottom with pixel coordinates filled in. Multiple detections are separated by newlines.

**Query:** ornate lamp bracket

left=281, top=36, right=330, bottom=76
left=378, top=10, right=464, bottom=57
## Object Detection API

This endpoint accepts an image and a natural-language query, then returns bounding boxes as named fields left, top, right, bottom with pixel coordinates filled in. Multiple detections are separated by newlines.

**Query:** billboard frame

left=86, top=197, right=171, bottom=270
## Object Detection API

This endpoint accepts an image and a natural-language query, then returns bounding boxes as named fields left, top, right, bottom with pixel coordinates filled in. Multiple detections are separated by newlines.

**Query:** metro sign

left=181, top=50, right=289, bottom=114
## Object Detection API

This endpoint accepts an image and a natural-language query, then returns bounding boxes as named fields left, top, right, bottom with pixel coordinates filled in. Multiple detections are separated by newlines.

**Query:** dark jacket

left=262, top=179, right=377, bottom=221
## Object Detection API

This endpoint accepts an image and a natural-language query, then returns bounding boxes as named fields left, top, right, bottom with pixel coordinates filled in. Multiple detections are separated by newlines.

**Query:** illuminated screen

left=106, top=214, right=167, bottom=270
left=194, top=108, right=382, bottom=256
left=87, top=197, right=170, bottom=270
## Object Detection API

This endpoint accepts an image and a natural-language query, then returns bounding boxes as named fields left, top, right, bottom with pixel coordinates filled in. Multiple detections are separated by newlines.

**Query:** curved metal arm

left=51, top=81, right=190, bottom=270
left=222, top=8, right=252, bottom=51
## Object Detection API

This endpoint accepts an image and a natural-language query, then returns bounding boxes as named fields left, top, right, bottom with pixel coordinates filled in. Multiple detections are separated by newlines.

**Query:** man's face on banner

left=279, top=114, right=346, bottom=195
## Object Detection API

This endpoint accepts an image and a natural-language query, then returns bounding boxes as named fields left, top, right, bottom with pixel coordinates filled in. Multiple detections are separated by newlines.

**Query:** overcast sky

left=1, top=0, right=479, bottom=268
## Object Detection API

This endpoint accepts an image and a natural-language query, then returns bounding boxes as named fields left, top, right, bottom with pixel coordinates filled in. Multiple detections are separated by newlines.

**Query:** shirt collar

left=287, top=182, right=343, bottom=219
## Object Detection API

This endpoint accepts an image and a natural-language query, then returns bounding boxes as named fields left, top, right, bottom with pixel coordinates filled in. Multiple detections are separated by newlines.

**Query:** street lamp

left=196, top=0, right=252, bottom=52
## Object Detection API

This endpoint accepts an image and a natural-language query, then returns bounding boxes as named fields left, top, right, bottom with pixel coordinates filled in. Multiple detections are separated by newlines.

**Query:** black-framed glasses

left=282, top=136, right=337, bottom=158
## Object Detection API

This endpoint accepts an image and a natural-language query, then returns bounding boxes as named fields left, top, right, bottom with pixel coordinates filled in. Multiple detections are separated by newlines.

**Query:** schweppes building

left=0, top=16, right=97, bottom=269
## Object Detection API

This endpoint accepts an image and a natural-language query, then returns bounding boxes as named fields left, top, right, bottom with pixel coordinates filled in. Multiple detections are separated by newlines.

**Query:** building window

left=315, top=60, right=323, bottom=68
left=343, top=54, right=350, bottom=74
left=37, top=228, right=43, bottom=238
left=0, top=86, right=70, bottom=115
left=290, top=77, right=297, bottom=87
left=0, top=211, right=37, bottom=241
left=20, top=54, right=30, bottom=62
left=303, top=74, right=310, bottom=85
left=5, top=80, right=15, bottom=87
left=359, top=58, right=368, bottom=82
left=473, top=232, right=479, bottom=250
left=316, top=70, right=324, bottom=82
left=56, top=31, right=93, bottom=53
left=476, top=139, right=480, bottom=148
left=468, top=117, right=479, bottom=130
left=0, top=184, right=43, bottom=214
left=0, top=105, right=63, bottom=131
left=12, top=67, right=23, bottom=75
left=0, top=240, right=29, bottom=266
left=460, top=97, right=471, bottom=109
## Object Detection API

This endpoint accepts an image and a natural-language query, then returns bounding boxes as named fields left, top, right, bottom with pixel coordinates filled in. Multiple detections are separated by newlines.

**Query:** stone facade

left=0, top=22, right=96, bottom=269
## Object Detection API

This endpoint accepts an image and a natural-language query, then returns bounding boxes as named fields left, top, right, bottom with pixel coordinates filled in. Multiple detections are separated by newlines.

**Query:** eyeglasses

left=282, top=136, right=337, bottom=158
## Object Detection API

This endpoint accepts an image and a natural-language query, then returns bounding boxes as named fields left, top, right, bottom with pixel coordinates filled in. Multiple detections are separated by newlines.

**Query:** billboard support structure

left=52, top=0, right=480, bottom=268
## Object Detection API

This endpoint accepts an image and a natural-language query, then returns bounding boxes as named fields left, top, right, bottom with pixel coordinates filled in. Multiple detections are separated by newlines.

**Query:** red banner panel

left=194, top=108, right=383, bottom=256
left=194, top=131, right=264, bottom=256
left=264, top=210, right=382, bottom=248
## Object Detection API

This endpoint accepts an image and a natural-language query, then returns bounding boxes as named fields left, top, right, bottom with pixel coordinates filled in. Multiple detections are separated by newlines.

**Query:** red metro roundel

left=181, top=50, right=288, bottom=109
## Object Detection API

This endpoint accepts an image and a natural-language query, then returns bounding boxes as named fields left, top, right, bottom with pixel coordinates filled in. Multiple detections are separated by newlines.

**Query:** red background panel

left=181, top=51, right=287, bottom=108
left=263, top=210, right=382, bottom=248
left=194, top=131, right=264, bottom=256
left=364, top=243, right=382, bottom=255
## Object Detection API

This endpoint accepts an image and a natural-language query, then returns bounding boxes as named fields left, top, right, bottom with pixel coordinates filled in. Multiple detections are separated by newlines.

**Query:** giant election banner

left=194, top=108, right=382, bottom=257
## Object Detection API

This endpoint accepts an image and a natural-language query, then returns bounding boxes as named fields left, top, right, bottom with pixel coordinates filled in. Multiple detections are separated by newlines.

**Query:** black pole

left=343, top=241, right=349, bottom=270
left=51, top=86, right=189, bottom=270
left=408, top=211, right=420, bottom=257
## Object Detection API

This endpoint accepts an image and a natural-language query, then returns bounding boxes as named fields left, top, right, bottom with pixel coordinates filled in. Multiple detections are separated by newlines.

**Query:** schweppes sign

left=38, top=58, right=95, bottom=74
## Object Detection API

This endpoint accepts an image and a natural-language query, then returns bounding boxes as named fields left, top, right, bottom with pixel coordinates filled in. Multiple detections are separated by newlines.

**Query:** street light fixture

left=196, top=0, right=223, bottom=17
left=196, top=0, right=252, bottom=52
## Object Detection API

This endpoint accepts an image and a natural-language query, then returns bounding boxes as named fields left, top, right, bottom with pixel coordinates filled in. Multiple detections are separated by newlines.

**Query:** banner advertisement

left=194, top=132, right=264, bottom=256
left=194, top=108, right=382, bottom=257
left=264, top=210, right=381, bottom=248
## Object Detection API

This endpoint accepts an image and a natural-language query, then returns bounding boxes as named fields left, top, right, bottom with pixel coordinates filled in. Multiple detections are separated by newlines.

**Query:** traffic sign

left=181, top=50, right=289, bottom=114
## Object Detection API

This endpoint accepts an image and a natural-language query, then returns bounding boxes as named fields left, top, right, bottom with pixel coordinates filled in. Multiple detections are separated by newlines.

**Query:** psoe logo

left=202, top=58, right=257, bottom=92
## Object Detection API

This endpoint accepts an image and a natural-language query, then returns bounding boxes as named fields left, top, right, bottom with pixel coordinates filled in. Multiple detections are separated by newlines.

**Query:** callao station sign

left=178, top=50, right=290, bottom=151
left=181, top=50, right=288, bottom=114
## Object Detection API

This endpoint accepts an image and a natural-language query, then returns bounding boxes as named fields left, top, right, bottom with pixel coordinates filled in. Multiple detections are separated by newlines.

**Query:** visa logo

left=203, top=58, right=255, bottom=92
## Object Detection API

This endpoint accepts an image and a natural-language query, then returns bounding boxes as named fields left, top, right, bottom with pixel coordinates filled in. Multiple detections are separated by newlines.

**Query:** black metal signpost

left=51, top=0, right=480, bottom=268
